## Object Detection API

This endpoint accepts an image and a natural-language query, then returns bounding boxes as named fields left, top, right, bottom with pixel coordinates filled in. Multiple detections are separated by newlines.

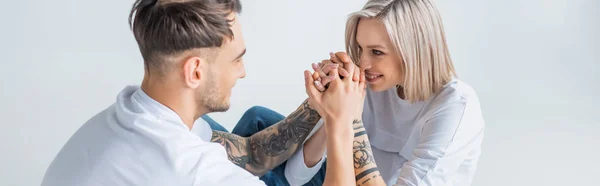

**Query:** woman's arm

left=310, top=51, right=387, bottom=185
left=304, top=60, right=366, bottom=185
left=299, top=51, right=358, bottom=171
left=352, top=119, right=386, bottom=186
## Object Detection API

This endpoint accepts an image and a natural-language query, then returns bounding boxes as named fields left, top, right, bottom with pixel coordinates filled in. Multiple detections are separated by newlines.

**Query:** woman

left=286, top=0, right=486, bottom=185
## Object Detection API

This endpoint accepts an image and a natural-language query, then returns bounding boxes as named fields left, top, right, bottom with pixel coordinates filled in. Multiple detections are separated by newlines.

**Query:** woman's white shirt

left=285, top=79, right=485, bottom=186
left=363, top=79, right=485, bottom=186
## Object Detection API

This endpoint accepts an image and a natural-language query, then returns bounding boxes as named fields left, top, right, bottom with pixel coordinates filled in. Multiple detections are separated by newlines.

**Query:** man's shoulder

left=42, top=103, right=124, bottom=185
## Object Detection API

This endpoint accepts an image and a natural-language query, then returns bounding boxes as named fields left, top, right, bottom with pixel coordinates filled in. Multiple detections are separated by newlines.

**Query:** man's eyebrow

left=234, top=49, right=246, bottom=60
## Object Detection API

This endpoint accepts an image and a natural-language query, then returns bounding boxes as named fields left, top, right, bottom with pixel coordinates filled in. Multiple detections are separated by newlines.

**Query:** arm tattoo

left=357, top=172, right=382, bottom=186
left=211, top=100, right=321, bottom=175
left=353, top=119, right=383, bottom=185
left=249, top=100, right=320, bottom=160
left=353, top=119, right=373, bottom=169
left=211, top=131, right=252, bottom=168
left=250, top=103, right=319, bottom=156
left=354, top=119, right=367, bottom=137
left=356, top=168, right=380, bottom=185
left=353, top=140, right=374, bottom=169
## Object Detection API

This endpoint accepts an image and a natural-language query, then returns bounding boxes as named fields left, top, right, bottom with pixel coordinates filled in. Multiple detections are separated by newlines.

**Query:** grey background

left=0, top=0, right=598, bottom=185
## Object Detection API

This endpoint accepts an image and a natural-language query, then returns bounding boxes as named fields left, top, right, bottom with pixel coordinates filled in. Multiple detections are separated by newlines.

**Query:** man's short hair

left=128, top=0, right=242, bottom=75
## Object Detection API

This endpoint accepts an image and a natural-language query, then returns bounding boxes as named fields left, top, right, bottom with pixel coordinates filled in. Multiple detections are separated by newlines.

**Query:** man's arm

left=211, top=100, right=320, bottom=176
left=352, top=119, right=386, bottom=186
left=301, top=124, right=327, bottom=167
left=283, top=119, right=326, bottom=186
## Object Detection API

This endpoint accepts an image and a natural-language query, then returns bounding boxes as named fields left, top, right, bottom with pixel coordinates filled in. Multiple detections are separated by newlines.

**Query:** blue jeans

left=201, top=106, right=326, bottom=186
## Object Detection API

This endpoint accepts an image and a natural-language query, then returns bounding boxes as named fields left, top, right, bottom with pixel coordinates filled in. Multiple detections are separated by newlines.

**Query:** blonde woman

left=285, top=0, right=486, bottom=185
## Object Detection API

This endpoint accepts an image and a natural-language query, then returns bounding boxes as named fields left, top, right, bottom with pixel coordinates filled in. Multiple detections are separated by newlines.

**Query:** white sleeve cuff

left=284, top=145, right=326, bottom=186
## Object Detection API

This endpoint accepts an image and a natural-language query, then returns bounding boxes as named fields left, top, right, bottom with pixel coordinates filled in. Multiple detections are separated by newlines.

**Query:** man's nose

left=239, top=63, right=246, bottom=79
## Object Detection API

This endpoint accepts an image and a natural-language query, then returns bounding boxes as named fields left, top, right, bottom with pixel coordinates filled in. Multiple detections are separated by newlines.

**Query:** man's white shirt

left=41, top=86, right=265, bottom=186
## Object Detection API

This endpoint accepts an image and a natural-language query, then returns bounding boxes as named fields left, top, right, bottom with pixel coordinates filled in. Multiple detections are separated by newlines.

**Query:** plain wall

left=0, top=0, right=598, bottom=185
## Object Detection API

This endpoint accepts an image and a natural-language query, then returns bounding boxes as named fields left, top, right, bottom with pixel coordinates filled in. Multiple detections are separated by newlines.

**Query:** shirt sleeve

left=190, top=142, right=266, bottom=186
left=284, top=119, right=327, bottom=186
left=393, top=100, right=485, bottom=186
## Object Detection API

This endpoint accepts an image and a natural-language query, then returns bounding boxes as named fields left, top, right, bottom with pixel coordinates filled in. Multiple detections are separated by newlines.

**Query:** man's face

left=199, top=13, right=246, bottom=112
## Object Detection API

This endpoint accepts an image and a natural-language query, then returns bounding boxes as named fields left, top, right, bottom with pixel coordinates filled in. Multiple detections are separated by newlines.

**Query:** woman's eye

left=372, top=49, right=384, bottom=55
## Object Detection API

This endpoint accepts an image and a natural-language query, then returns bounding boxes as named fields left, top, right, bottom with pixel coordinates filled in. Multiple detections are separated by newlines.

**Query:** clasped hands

left=303, top=52, right=366, bottom=134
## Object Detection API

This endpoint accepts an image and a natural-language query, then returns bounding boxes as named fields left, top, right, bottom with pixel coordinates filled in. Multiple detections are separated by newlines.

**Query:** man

left=42, top=0, right=318, bottom=185
left=41, top=0, right=382, bottom=185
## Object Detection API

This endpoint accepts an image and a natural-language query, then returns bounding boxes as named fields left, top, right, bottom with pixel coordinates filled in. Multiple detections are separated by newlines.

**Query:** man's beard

left=199, top=74, right=230, bottom=113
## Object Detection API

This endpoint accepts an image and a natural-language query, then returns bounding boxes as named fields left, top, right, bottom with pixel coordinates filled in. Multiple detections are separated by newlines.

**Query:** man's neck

left=141, top=76, right=206, bottom=130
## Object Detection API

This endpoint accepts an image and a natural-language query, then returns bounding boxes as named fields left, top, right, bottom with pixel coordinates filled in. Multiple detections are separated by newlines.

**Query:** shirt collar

left=131, top=87, right=190, bottom=131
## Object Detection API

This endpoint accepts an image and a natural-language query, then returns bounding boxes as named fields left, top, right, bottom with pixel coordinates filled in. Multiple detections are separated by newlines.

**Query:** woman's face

left=356, top=18, right=404, bottom=92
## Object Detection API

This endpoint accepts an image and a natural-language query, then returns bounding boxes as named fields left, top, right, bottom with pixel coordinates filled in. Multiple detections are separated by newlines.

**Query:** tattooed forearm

left=354, top=140, right=374, bottom=169
left=358, top=172, right=382, bottom=186
left=247, top=100, right=320, bottom=174
left=250, top=102, right=317, bottom=156
left=211, top=131, right=253, bottom=168
left=211, top=99, right=321, bottom=176
left=353, top=119, right=385, bottom=186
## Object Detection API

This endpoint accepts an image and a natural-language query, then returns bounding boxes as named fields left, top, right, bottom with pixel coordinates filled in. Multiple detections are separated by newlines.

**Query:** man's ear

left=182, top=56, right=204, bottom=89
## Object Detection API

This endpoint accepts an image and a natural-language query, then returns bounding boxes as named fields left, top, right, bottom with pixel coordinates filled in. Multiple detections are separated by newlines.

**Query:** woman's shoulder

left=421, top=79, right=485, bottom=131
left=434, top=79, right=480, bottom=104
left=421, top=79, right=483, bottom=117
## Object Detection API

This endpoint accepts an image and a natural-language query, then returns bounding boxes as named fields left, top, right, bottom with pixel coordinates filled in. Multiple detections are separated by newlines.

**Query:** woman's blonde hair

left=346, top=0, right=456, bottom=102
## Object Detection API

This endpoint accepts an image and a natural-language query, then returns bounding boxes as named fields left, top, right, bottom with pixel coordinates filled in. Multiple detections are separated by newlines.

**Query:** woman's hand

left=312, top=52, right=359, bottom=91
left=304, top=52, right=368, bottom=186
